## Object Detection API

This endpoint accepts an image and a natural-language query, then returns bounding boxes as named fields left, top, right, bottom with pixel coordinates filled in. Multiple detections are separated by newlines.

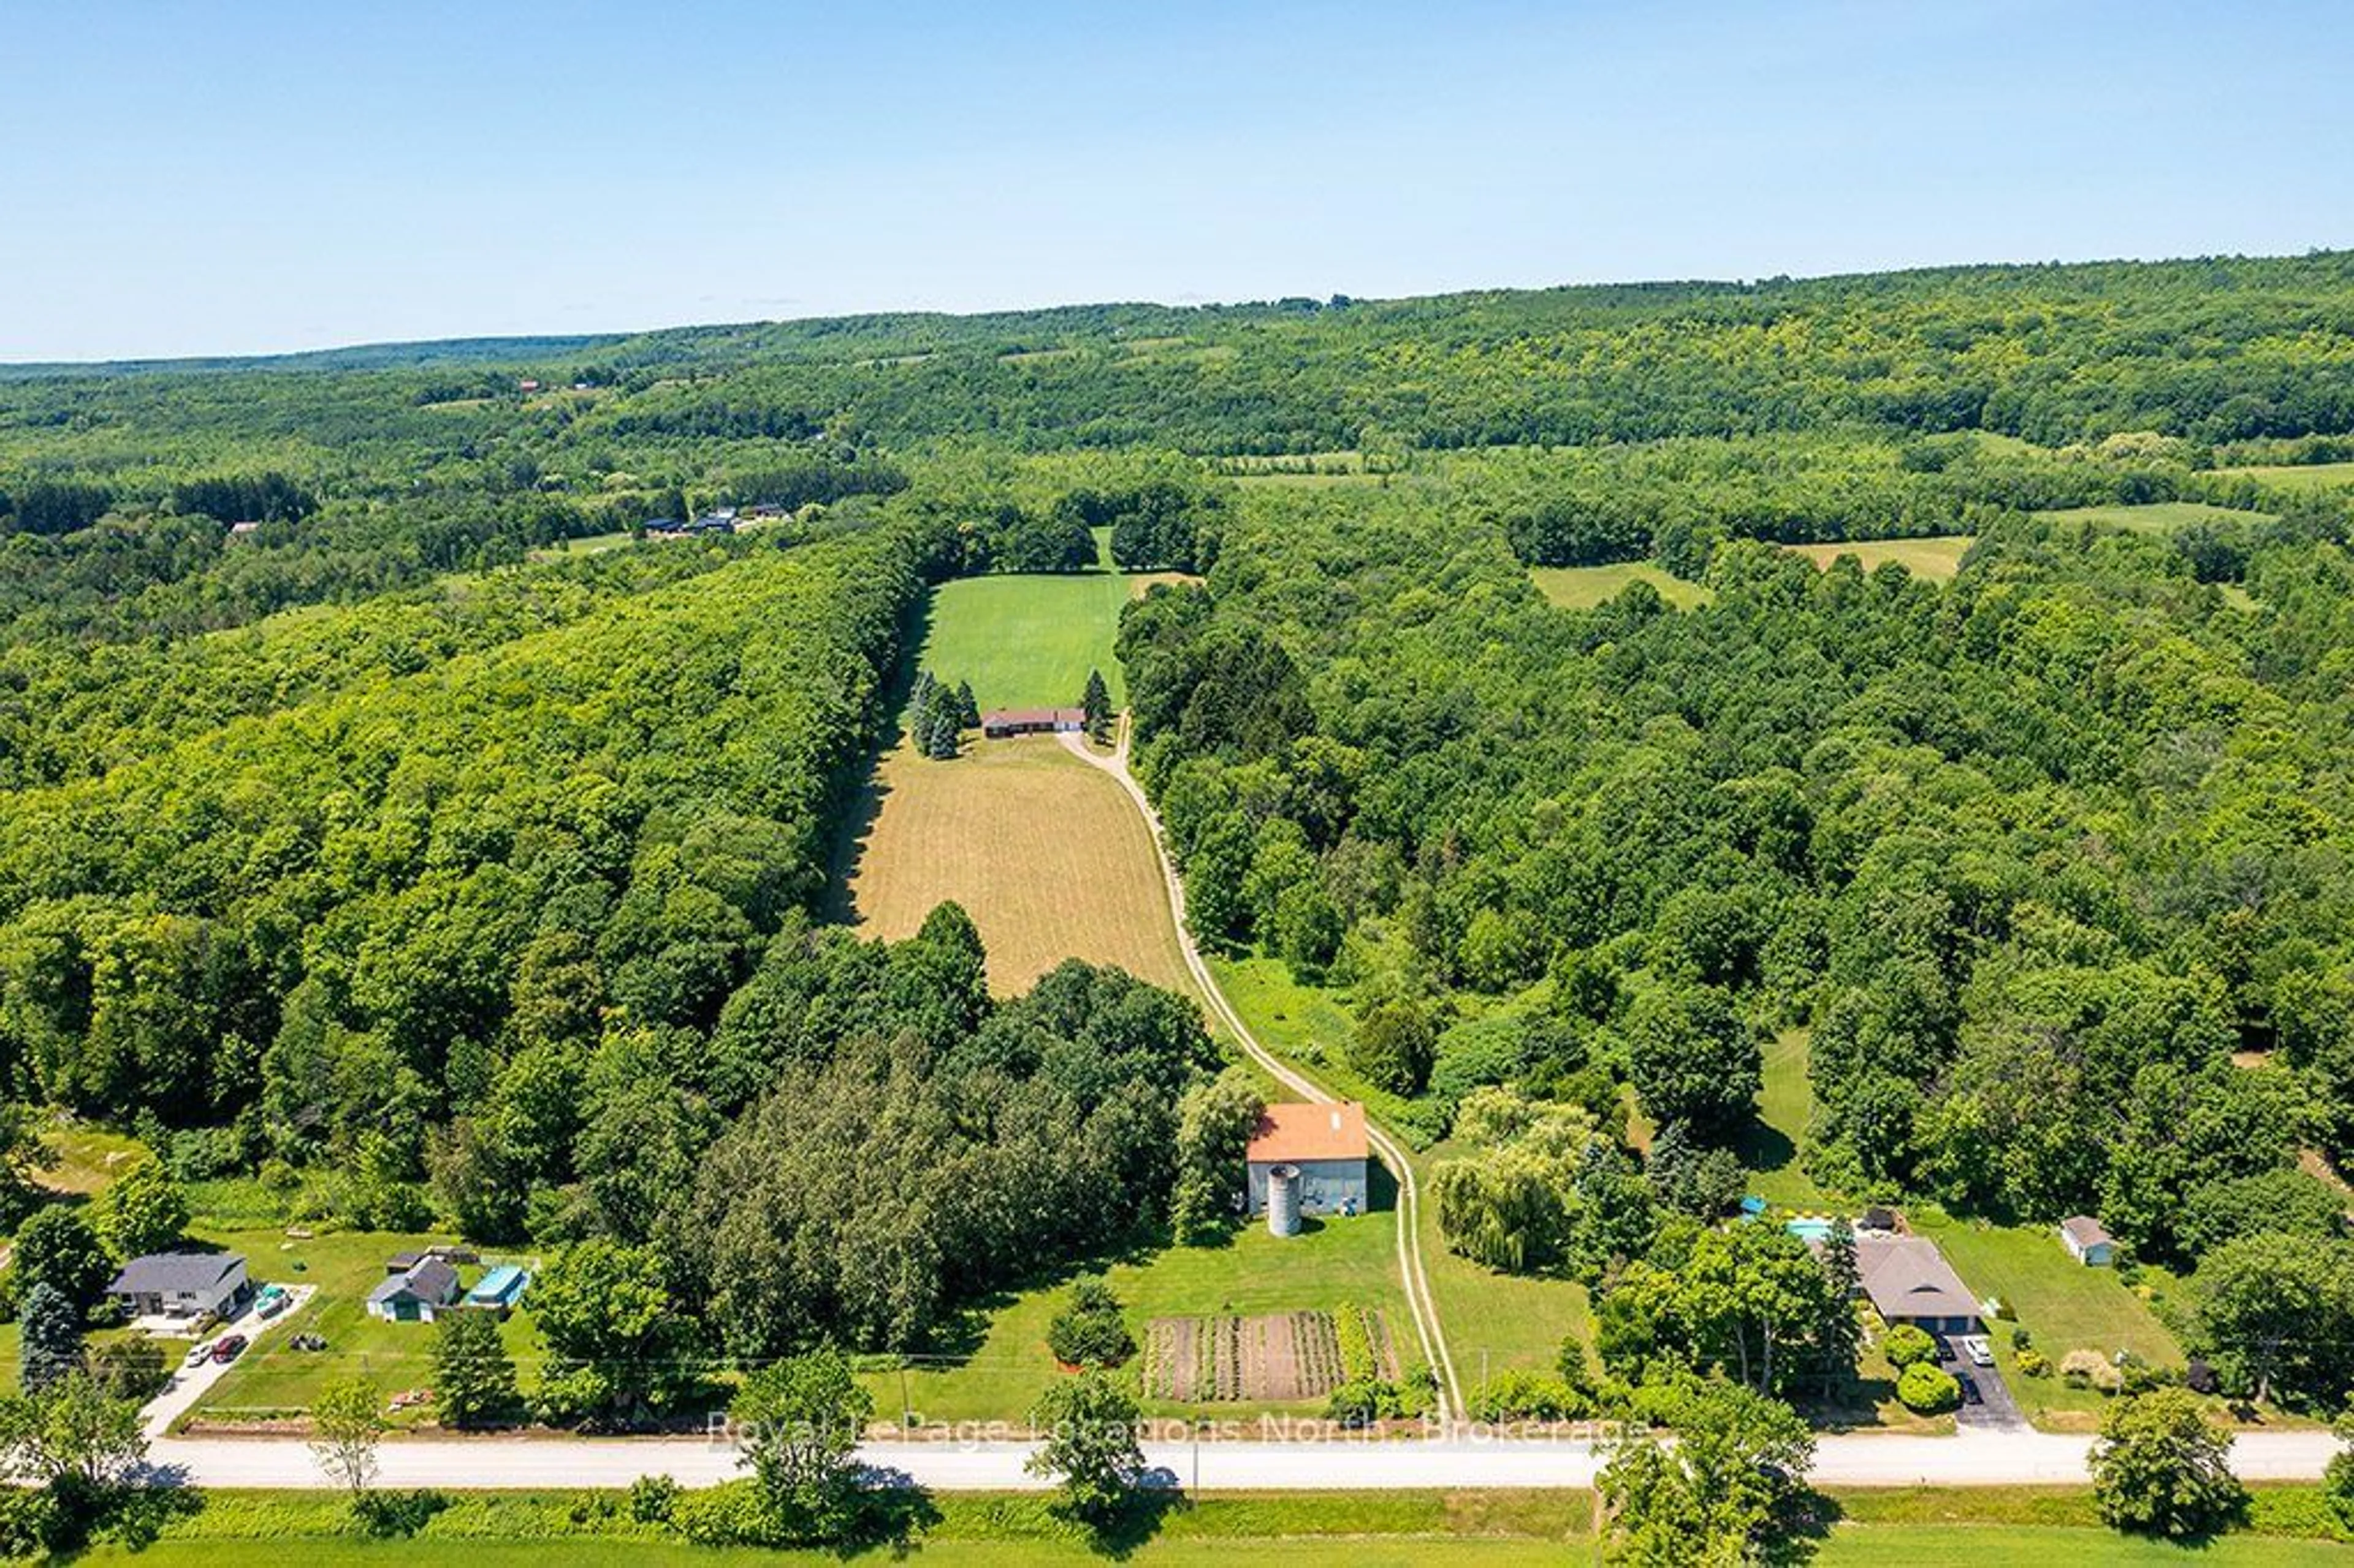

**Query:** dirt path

left=1059, top=726, right=1466, bottom=1426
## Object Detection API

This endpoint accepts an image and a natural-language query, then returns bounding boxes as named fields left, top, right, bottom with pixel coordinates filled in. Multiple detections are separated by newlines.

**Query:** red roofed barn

left=1246, top=1102, right=1371, bottom=1218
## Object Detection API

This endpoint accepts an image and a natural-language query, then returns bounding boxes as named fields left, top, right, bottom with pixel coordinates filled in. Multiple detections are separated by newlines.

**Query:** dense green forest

left=4, top=251, right=2354, bottom=1425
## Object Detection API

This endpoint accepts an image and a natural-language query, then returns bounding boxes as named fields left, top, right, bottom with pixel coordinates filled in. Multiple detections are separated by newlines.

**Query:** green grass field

left=915, top=533, right=1136, bottom=710
left=2035, top=501, right=2268, bottom=533
left=1786, top=536, right=1974, bottom=579
left=1528, top=561, right=1714, bottom=611
left=59, top=1486, right=2354, bottom=1564
left=2213, top=460, right=2354, bottom=492
left=862, top=1211, right=1412, bottom=1426
left=190, top=1228, right=541, bottom=1425
left=1737, top=1029, right=1834, bottom=1211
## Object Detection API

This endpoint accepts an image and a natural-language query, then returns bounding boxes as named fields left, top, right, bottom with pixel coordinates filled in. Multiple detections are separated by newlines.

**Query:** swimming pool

left=1785, top=1217, right=1836, bottom=1243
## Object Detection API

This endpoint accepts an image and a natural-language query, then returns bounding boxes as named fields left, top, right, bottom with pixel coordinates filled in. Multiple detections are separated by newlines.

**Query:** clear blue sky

left=4, top=1, right=2348, bottom=360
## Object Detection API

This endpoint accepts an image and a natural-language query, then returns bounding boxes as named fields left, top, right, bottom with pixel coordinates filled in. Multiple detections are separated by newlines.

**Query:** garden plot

left=1143, top=1307, right=1398, bottom=1403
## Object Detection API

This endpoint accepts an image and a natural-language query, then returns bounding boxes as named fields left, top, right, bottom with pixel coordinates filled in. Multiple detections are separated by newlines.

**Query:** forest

left=3, top=251, right=2354, bottom=1437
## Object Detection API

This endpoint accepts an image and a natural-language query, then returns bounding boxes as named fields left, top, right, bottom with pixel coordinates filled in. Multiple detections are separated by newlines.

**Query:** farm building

left=107, top=1252, right=248, bottom=1321
left=1246, top=1102, right=1371, bottom=1218
left=367, top=1257, right=462, bottom=1323
left=1853, top=1235, right=1982, bottom=1334
left=2059, top=1216, right=2117, bottom=1266
left=981, top=707, right=1086, bottom=738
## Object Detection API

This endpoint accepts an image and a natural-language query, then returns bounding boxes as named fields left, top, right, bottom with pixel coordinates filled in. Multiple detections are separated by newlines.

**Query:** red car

left=209, top=1334, right=248, bottom=1363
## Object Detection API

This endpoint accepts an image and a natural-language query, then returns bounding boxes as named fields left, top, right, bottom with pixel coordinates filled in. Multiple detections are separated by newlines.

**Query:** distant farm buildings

left=981, top=707, right=1086, bottom=739
left=1247, top=1102, right=1371, bottom=1230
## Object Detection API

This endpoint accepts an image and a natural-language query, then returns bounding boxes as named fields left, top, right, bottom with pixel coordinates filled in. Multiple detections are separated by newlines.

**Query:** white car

left=183, top=1340, right=215, bottom=1369
left=1960, top=1335, right=1995, bottom=1367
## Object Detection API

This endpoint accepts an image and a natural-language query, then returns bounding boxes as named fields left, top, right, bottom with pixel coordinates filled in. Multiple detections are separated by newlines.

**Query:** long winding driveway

left=1059, top=727, right=1466, bottom=1426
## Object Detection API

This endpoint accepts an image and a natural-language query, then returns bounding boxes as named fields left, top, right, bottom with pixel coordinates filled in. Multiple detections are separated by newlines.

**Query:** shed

left=1246, top=1102, right=1371, bottom=1218
left=367, top=1258, right=462, bottom=1323
left=1853, top=1235, right=1981, bottom=1334
left=107, top=1252, right=248, bottom=1320
left=2059, top=1216, right=2117, bottom=1267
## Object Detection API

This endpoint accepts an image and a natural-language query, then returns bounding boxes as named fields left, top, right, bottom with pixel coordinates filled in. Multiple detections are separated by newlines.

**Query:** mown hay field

left=845, top=736, right=1192, bottom=997
left=1528, top=561, right=1713, bottom=610
left=1786, top=535, right=1975, bottom=580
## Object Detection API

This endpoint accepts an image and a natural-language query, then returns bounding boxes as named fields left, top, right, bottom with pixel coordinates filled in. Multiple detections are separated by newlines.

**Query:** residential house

left=108, top=1252, right=249, bottom=1320
left=367, top=1258, right=463, bottom=1323
left=981, top=707, right=1086, bottom=738
left=1853, top=1235, right=1982, bottom=1334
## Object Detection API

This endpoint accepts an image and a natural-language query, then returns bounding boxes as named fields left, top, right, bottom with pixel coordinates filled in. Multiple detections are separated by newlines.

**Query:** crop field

left=2034, top=500, right=2267, bottom=532
left=1143, top=1306, right=1397, bottom=1402
left=1130, top=569, right=1203, bottom=599
left=844, top=736, right=1193, bottom=997
left=1528, top=561, right=1713, bottom=610
left=1786, top=536, right=1974, bottom=579
left=915, top=559, right=1132, bottom=710
left=2215, top=460, right=2354, bottom=492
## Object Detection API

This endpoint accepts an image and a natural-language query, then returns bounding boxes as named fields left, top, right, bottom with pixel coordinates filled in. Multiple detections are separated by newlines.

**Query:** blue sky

left=3, top=1, right=2348, bottom=360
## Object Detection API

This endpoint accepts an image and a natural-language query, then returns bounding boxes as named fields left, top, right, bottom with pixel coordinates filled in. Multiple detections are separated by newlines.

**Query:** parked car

left=1959, top=1375, right=1983, bottom=1406
left=183, top=1341, right=215, bottom=1369
left=1960, top=1335, right=1994, bottom=1367
left=210, top=1334, right=248, bottom=1363
left=256, top=1285, right=289, bottom=1319
left=1929, top=1333, right=1956, bottom=1363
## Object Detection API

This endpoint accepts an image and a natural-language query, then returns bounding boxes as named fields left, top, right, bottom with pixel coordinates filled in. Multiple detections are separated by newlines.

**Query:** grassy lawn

left=864, top=1212, right=1412, bottom=1426
left=844, top=734, right=1195, bottom=998
left=1786, top=536, right=1974, bottom=580
left=916, top=538, right=1134, bottom=710
left=1737, top=1029, right=1834, bottom=1211
left=189, top=1228, right=541, bottom=1425
left=1528, top=561, right=1713, bottom=611
left=2212, top=461, right=2354, bottom=492
left=1412, top=1142, right=1595, bottom=1384
left=1205, top=957, right=1590, bottom=1384
left=1903, top=1208, right=2183, bottom=1430
left=2035, top=500, right=2269, bottom=533
left=526, top=530, right=636, bottom=562
left=62, top=1487, right=2354, bottom=1564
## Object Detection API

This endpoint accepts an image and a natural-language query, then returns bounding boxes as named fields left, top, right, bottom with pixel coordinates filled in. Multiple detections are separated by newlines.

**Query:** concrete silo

left=1266, top=1163, right=1302, bottom=1237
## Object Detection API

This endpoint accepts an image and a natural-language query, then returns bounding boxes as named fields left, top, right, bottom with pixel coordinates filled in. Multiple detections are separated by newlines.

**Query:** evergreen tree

left=17, top=1282, right=83, bottom=1393
left=924, top=705, right=960, bottom=760
left=954, top=680, right=980, bottom=729
left=433, top=1309, right=519, bottom=1428
left=1081, top=668, right=1111, bottom=741
left=907, top=671, right=939, bottom=745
